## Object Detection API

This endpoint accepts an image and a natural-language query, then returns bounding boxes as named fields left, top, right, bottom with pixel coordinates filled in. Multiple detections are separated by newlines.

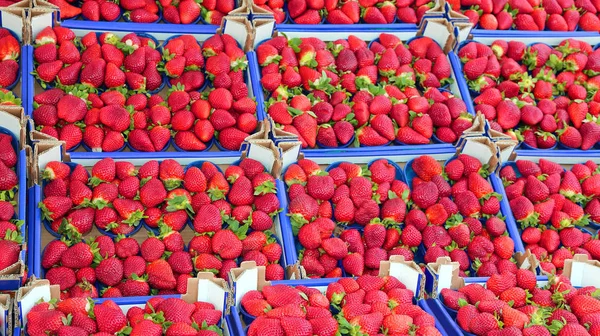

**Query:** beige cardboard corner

left=0, top=107, right=26, bottom=150
left=495, top=140, right=519, bottom=163
left=456, top=136, right=499, bottom=173
left=419, top=18, right=454, bottom=54
left=228, top=261, right=269, bottom=309
left=16, top=279, right=60, bottom=328
left=0, top=8, right=26, bottom=41
left=28, top=7, right=58, bottom=45
left=242, top=139, right=279, bottom=174
left=276, top=142, right=302, bottom=178
left=220, top=16, right=253, bottom=52
left=32, top=141, right=67, bottom=185
left=244, top=119, right=271, bottom=142
left=426, top=257, right=464, bottom=297
left=0, top=294, right=12, bottom=336
left=29, top=129, right=59, bottom=143
left=379, top=255, right=426, bottom=299
left=252, top=18, right=275, bottom=50
left=563, top=254, right=600, bottom=288
left=452, top=21, right=474, bottom=45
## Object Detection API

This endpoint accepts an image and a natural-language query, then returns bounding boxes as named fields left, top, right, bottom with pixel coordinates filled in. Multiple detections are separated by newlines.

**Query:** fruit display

left=31, top=27, right=257, bottom=152
left=499, top=159, right=600, bottom=274
left=26, top=296, right=226, bottom=336
left=440, top=269, right=600, bottom=336
left=238, top=274, right=445, bottom=336
left=259, top=0, right=435, bottom=24
left=448, top=0, right=600, bottom=31
left=256, top=33, right=472, bottom=148
left=0, top=129, right=24, bottom=276
left=38, top=157, right=286, bottom=297
left=48, top=0, right=237, bottom=24
left=0, top=28, right=22, bottom=106
left=283, top=154, right=518, bottom=278
left=457, top=38, right=600, bottom=150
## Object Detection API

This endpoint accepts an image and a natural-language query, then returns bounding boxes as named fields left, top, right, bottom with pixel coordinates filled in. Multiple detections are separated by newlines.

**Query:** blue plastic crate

left=451, top=37, right=600, bottom=152
left=49, top=0, right=243, bottom=30
left=27, top=26, right=264, bottom=154
left=31, top=151, right=292, bottom=292
left=249, top=28, right=472, bottom=153
left=0, top=120, right=27, bottom=290
left=490, top=159, right=600, bottom=269
left=228, top=294, right=454, bottom=336
left=16, top=277, right=230, bottom=336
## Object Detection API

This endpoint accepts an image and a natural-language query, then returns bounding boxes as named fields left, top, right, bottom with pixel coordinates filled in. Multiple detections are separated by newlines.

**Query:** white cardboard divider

left=383, top=256, right=425, bottom=299
left=564, top=255, right=600, bottom=288
left=16, top=281, right=54, bottom=327
left=0, top=109, right=22, bottom=139
left=1, top=10, right=24, bottom=40
left=229, top=262, right=261, bottom=309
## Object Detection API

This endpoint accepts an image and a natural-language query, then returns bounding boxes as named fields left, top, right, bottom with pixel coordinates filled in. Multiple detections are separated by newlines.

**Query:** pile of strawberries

left=501, top=159, right=600, bottom=274
left=285, top=158, right=412, bottom=277
left=409, top=155, right=516, bottom=276
left=449, top=0, right=600, bottom=31
left=242, top=274, right=443, bottom=336
left=441, top=269, right=600, bottom=335
left=0, top=132, right=22, bottom=273
left=32, top=27, right=256, bottom=152
left=260, top=0, right=433, bottom=24
left=27, top=297, right=224, bottom=336
left=39, top=157, right=285, bottom=297
left=459, top=38, right=600, bottom=150
left=259, top=33, right=472, bottom=148
left=283, top=154, right=513, bottom=278
left=33, top=28, right=163, bottom=91
left=49, top=0, right=234, bottom=24
left=0, top=28, right=20, bottom=91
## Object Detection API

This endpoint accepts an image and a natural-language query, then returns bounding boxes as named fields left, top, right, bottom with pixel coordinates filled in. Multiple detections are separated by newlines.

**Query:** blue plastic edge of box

left=488, top=172, right=526, bottom=253
left=447, top=51, right=475, bottom=115
left=25, top=45, right=33, bottom=117
left=60, top=20, right=220, bottom=35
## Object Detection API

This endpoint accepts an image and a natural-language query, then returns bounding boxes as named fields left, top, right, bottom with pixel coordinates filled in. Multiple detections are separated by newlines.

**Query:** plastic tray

left=25, top=26, right=264, bottom=155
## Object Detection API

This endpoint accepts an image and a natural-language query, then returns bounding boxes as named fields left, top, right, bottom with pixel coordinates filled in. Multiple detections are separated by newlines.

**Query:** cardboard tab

left=0, top=295, right=11, bottom=336
left=563, top=254, right=600, bottom=288
left=252, top=18, right=275, bottom=49
left=0, top=8, right=26, bottom=42
left=32, top=141, right=67, bottom=185
left=28, top=7, right=58, bottom=44
left=221, top=16, right=253, bottom=52
left=456, top=136, right=499, bottom=173
left=419, top=18, right=454, bottom=54
left=425, top=257, right=464, bottom=297
left=379, top=255, right=426, bottom=299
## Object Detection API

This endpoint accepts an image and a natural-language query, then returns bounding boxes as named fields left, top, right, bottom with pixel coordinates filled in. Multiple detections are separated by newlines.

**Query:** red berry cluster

left=0, top=133, right=21, bottom=273
left=259, top=33, right=472, bottom=148
left=460, top=39, right=600, bottom=150
left=39, top=158, right=285, bottom=297
left=409, top=155, right=515, bottom=276
left=442, top=269, right=600, bottom=336
left=242, top=275, right=443, bottom=336
left=32, top=27, right=256, bottom=152
left=27, top=297, right=223, bottom=336
left=0, top=28, right=21, bottom=106
left=501, top=159, right=600, bottom=274
left=49, top=0, right=234, bottom=24
left=284, top=158, right=412, bottom=278
left=451, top=0, right=600, bottom=31
left=261, top=0, right=433, bottom=24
